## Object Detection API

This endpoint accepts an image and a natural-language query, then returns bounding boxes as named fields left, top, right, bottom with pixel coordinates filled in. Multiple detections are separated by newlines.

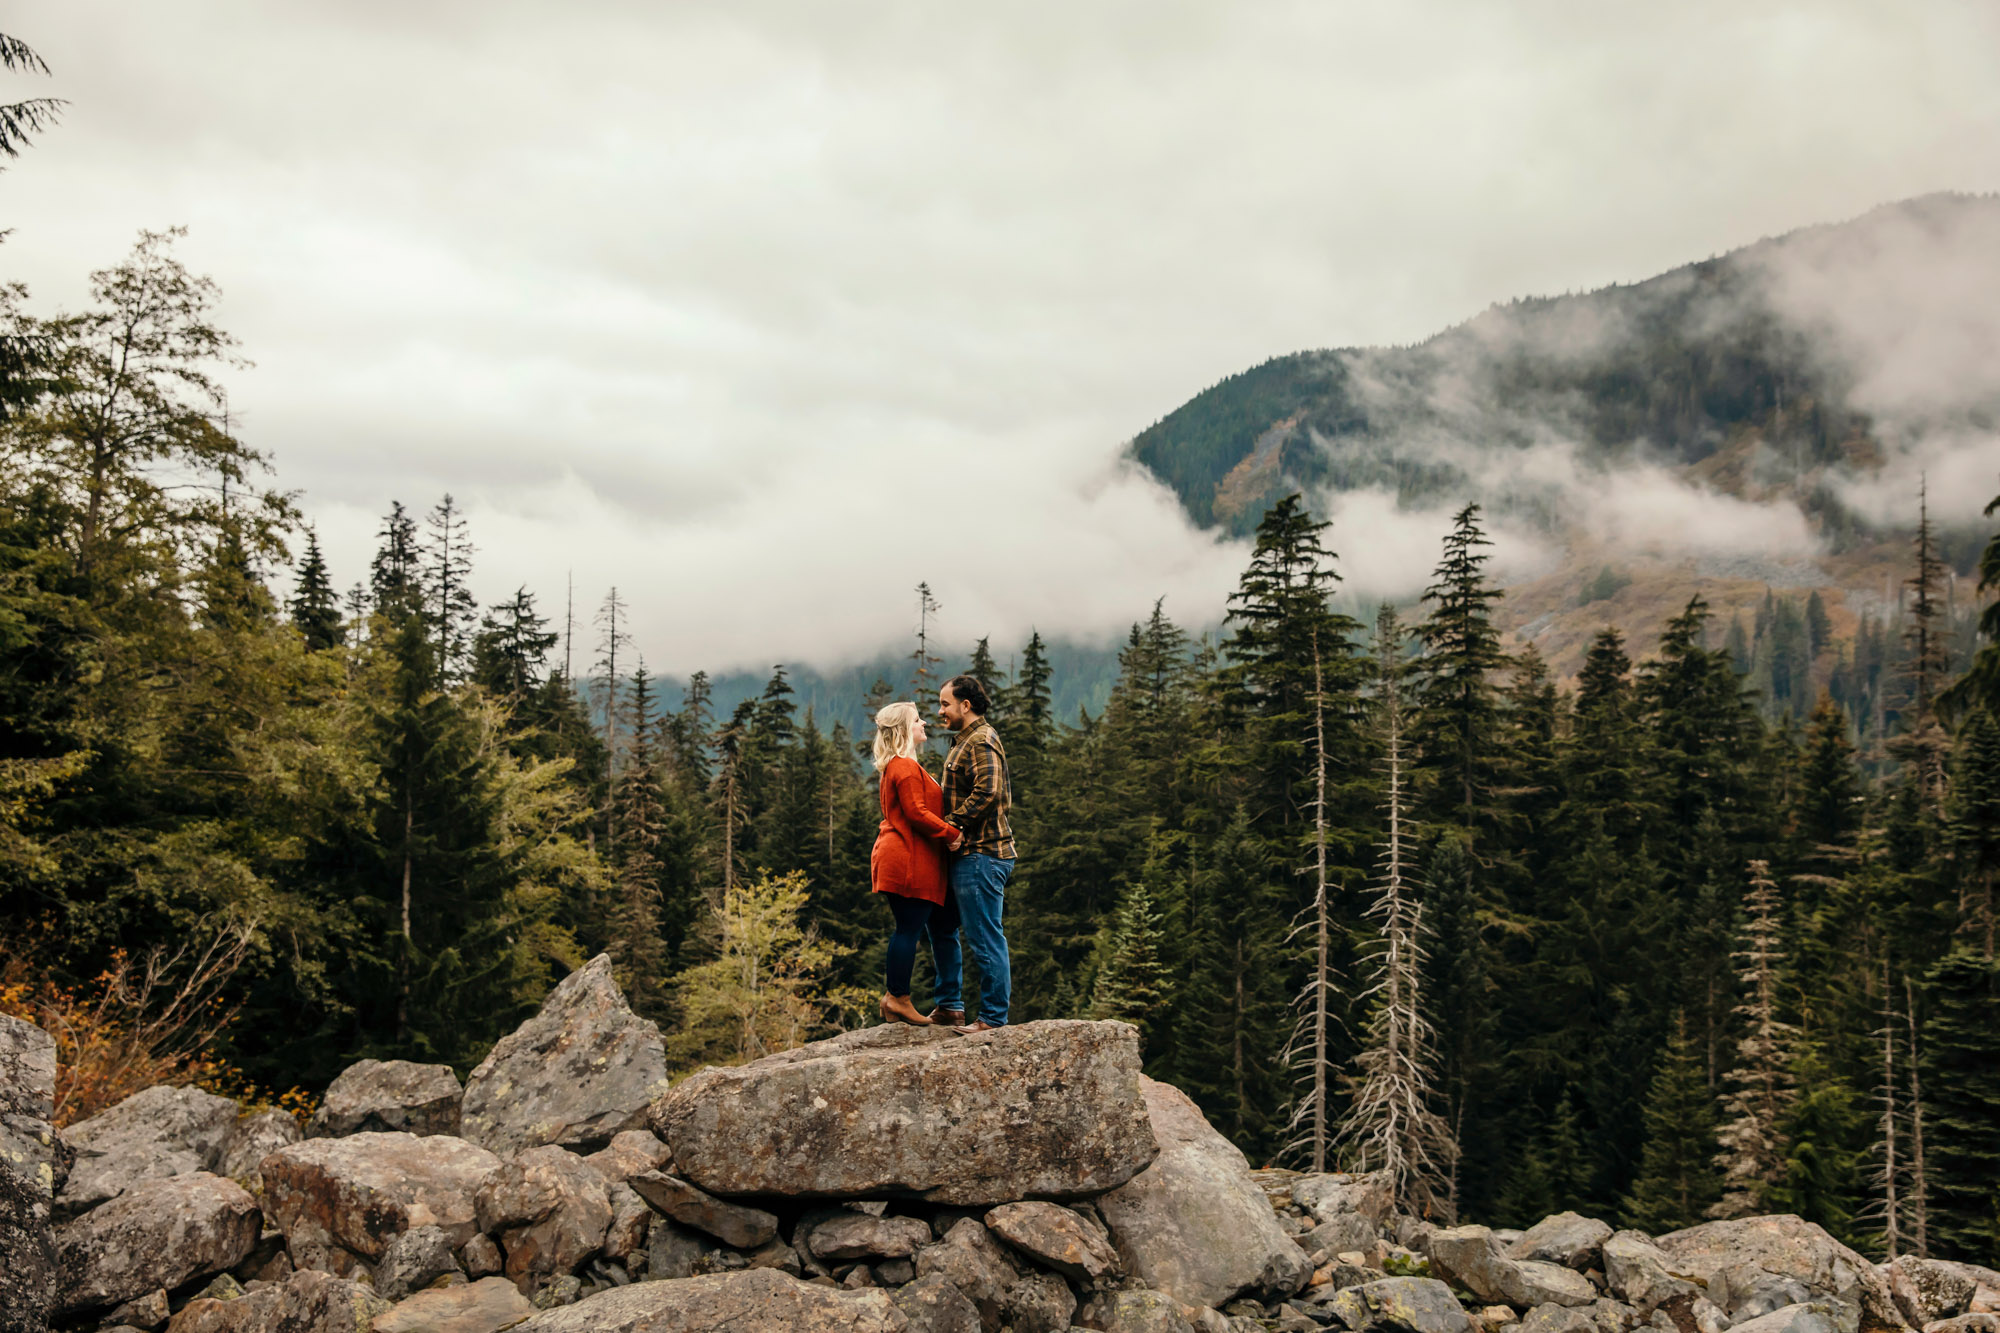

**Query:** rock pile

left=14, top=953, right=1998, bottom=1333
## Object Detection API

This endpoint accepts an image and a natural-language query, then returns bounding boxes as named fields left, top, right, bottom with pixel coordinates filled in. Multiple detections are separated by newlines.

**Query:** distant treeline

left=4, top=236, right=1998, bottom=1267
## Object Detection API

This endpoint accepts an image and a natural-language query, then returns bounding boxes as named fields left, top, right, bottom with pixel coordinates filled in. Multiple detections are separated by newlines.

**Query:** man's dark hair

left=944, top=674, right=990, bottom=715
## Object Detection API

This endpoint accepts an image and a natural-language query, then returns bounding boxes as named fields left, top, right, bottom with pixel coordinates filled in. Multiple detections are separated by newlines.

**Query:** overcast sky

left=6, top=2, right=1999, bottom=676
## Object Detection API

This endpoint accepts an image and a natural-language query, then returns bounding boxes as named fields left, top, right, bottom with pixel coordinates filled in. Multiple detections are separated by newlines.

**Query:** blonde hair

left=872, top=701, right=923, bottom=772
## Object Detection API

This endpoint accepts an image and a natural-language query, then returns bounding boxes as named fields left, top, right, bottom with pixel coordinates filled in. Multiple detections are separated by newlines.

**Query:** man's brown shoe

left=880, top=993, right=932, bottom=1026
left=952, top=1019, right=1002, bottom=1034
left=927, top=1008, right=965, bottom=1027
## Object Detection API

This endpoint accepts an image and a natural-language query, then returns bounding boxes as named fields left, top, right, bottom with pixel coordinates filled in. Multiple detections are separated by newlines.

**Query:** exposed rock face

left=1303, top=1213, right=1382, bottom=1263
left=627, top=1171, right=776, bottom=1249
left=915, top=1218, right=1024, bottom=1332
left=652, top=1020, right=1155, bottom=1205
left=307, top=1060, right=463, bottom=1139
left=56, top=1084, right=239, bottom=1220
left=164, top=1267, right=392, bottom=1333
left=0, top=1015, right=66, bottom=1333
left=1725, top=1302, right=1852, bottom=1333
left=583, top=1130, right=673, bottom=1185
left=1429, top=1225, right=1598, bottom=1310
left=512, top=1265, right=908, bottom=1331
left=1325, top=1276, right=1477, bottom=1333
left=373, top=1223, right=464, bottom=1301
left=1292, top=1171, right=1395, bottom=1226
left=1095, top=1077, right=1312, bottom=1310
left=1603, top=1231, right=1700, bottom=1313
left=373, top=1275, right=535, bottom=1333
left=806, top=1212, right=933, bottom=1262
left=1927, top=1262, right=2000, bottom=1315
left=1005, top=1270, right=1078, bottom=1333
left=55, top=1172, right=259, bottom=1315
left=474, top=1144, right=614, bottom=1291
left=259, top=1131, right=501, bottom=1274
left=985, top=1200, right=1121, bottom=1284
left=894, top=1272, right=984, bottom=1333
left=213, top=1111, right=299, bottom=1195
left=460, top=955, right=669, bottom=1157
left=1509, top=1213, right=1614, bottom=1272
left=1654, top=1216, right=1906, bottom=1333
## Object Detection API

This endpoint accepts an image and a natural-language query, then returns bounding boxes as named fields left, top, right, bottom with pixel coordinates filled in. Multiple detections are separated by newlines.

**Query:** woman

left=870, top=700, right=962, bottom=1025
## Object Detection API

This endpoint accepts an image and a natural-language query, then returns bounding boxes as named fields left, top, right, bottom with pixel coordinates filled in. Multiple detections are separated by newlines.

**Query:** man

left=928, top=673, right=1015, bottom=1033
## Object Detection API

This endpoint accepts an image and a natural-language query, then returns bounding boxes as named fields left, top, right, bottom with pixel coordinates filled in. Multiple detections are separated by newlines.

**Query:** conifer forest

left=6, top=232, right=2000, bottom=1268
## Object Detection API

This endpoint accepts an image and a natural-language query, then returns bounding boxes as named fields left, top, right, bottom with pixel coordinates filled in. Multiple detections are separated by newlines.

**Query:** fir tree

left=471, top=588, right=557, bottom=702
left=1944, top=707, right=2000, bottom=958
left=1921, top=947, right=2000, bottom=1261
left=424, top=494, right=478, bottom=679
left=910, top=582, right=942, bottom=701
left=1087, top=872, right=1171, bottom=1045
left=289, top=529, right=343, bottom=651
left=1425, top=831, right=1490, bottom=1222
left=1622, top=1013, right=1723, bottom=1232
left=1413, top=502, right=1508, bottom=840
left=1712, top=860, right=1799, bottom=1218
left=1894, top=481, right=1953, bottom=811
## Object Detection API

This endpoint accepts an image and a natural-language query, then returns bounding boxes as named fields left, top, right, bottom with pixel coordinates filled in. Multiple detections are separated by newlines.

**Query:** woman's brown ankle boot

left=880, top=992, right=933, bottom=1026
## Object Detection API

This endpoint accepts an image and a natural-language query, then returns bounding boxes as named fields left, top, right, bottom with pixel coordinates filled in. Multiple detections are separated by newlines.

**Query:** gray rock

left=532, top=1274, right=583, bottom=1309
left=56, top=1085, right=239, bottom=1220
left=1325, top=1277, right=1476, bottom=1333
left=307, top=1060, right=462, bottom=1139
left=1886, top=1258, right=1977, bottom=1327
left=602, top=1182, right=650, bottom=1260
left=1005, top=1269, right=1079, bottom=1333
left=652, top=1019, right=1154, bottom=1205
left=1509, top=1215, right=1614, bottom=1273
left=213, top=1112, right=299, bottom=1196
left=105, top=1289, right=170, bottom=1329
left=643, top=1217, right=717, bottom=1280
left=1302, top=1214, right=1382, bottom=1264
left=374, top=1224, right=464, bottom=1301
left=1655, top=1216, right=1905, bottom=1333
left=461, top=1231, right=504, bottom=1278
left=582, top=1130, right=673, bottom=1185
left=1079, top=1288, right=1200, bottom=1333
left=1603, top=1232, right=1700, bottom=1313
left=373, top=1275, right=536, bottom=1333
left=627, top=1170, right=777, bottom=1248
left=915, top=1218, right=1023, bottom=1332
left=512, top=1265, right=908, bottom=1331
left=54, top=1172, right=259, bottom=1315
left=894, top=1272, right=984, bottom=1333
left=1292, top=1172, right=1395, bottom=1226
left=1429, top=1227, right=1597, bottom=1310
left=986, top=1199, right=1121, bottom=1284
left=259, top=1131, right=501, bottom=1276
left=1727, top=1302, right=1852, bottom=1333
left=1923, top=1262, right=2000, bottom=1314
left=461, top=955, right=669, bottom=1157
left=875, top=1256, right=913, bottom=1284
left=805, top=1211, right=933, bottom=1262
left=474, top=1144, right=614, bottom=1292
left=1712, top=1264, right=1818, bottom=1322
left=1, top=1014, right=65, bottom=1333
left=1926, top=1318, right=2000, bottom=1333
left=164, top=1268, right=391, bottom=1333
left=1097, top=1078, right=1312, bottom=1310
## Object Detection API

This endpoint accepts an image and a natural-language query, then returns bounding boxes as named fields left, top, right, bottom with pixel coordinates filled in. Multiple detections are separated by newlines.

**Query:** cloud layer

left=5, top=2, right=1998, bottom=672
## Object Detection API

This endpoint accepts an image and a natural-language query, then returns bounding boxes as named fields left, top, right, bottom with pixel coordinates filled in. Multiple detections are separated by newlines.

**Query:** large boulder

left=373, top=1224, right=465, bottom=1301
left=214, top=1111, right=299, bottom=1195
left=374, top=1276, right=537, bottom=1333
left=460, top=955, right=669, bottom=1157
left=628, top=1170, right=777, bottom=1248
left=1655, top=1216, right=1907, bottom=1333
left=894, top=1272, right=983, bottom=1333
left=1428, top=1225, right=1597, bottom=1309
left=914, top=1217, right=1025, bottom=1333
left=474, top=1144, right=614, bottom=1292
left=164, top=1267, right=391, bottom=1333
left=512, top=1266, right=907, bottom=1331
left=1884, top=1257, right=1977, bottom=1327
left=583, top=1130, right=673, bottom=1185
left=1926, top=1262, right=2000, bottom=1315
left=804, top=1212, right=932, bottom=1263
left=1077, top=1288, right=1199, bottom=1333
left=54, top=1172, right=259, bottom=1315
left=259, top=1131, right=502, bottom=1275
left=1, top=1015, right=67, bottom=1333
left=56, top=1084, right=239, bottom=1220
left=1325, top=1277, right=1477, bottom=1333
left=1725, top=1303, right=1852, bottom=1333
left=652, top=1020, right=1155, bottom=1205
left=307, top=1059, right=463, bottom=1139
left=1603, top=1231, right=1701, bottom=1313
left=1292, top=1171, right=1395, bottom=1226
left=1509, top=1213, right=1614, bottom=1272
left=1095, top=1077, right=1311, bottom=1310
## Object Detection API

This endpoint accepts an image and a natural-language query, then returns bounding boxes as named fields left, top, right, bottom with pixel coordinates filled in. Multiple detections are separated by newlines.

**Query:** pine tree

left=1087, top=873, right=1170, bottom=1044
left=1944, top=707, right=2000, bottom=958
left=1413, top=502, right=1508, bottom=840
left=1623, top=1013, right=1723, bottom=1232
left=371, top=502, right=422, bottom=623
left=1712, top=860, right=1798, bottom=1218
left=424, top=494, right=478, bottom=679
left=967, top=637, right=1006, bottom=717
left=1290, top=624, right=1343, bottom=1173
left=1009, top=630, right=1055, bottom=797
left=910, top=582, right=942, bottom=702
left=1894, top=481, right=1952, bottom=811
left=471, top=588, right=558, bottom=702
left=1425, top=831, right=1490, bottom=1222
left=289, top=529, right=343, bottom=651
left=1333, top=606, right=1454, bottom=1211
left=1921, top=947, right=2000, bottom=1261
left=607, top=664, right=671, bottom=1021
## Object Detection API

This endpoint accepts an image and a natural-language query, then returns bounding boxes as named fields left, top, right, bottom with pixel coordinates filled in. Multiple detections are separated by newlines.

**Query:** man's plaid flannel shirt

left=941, top=717, right=1015, bottom=860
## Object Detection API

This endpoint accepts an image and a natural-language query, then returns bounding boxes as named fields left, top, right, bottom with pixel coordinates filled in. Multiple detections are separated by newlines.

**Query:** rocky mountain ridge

left=3, top=957, right=1996, bottom=1333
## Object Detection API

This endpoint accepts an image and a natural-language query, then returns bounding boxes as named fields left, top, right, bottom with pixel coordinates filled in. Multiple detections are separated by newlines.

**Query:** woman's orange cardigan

left=870, top=755, right=957, bottom=904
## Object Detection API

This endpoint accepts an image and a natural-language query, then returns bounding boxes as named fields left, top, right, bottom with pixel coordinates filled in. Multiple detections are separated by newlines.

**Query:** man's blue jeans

left=926, top=853, right=1015, bottom=1027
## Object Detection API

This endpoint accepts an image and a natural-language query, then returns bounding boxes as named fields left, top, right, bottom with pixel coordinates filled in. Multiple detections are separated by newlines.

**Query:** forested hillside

left=4, top=235, right=1997, bottom=1271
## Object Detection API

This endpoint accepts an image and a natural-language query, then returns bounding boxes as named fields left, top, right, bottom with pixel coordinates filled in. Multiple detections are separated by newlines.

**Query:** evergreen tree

left=1425, top=831, right=1491, bottom=1221
left=910, top=582, right=942, bottom=701
left=1622, top=1013, right=1722, bottom=1231
left=1713, top=861, right=1799, bottom=1218
left=1087, top=872, right=1171, bottom=1046
left=289, top=529, right=343, bottom=651
left=471, top=588, right=557, bottom=702
left=1944, top=707, right=2000, bottom=958
left=1921, top=947, right=2000, bottom=1261
left=371, top=502, right=422, bottom=621
left=1009, top=630, right=1055, bottom=797
left=1412, top=502, right=1509, bottom=840
left=424, top=494, right=478, bottom=679
left=1894, top=482, right=1952, bottom=811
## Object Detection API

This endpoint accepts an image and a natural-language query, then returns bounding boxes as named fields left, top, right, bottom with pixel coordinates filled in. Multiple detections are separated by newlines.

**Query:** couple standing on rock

left=868, top=674, right=1016, bottom=1034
